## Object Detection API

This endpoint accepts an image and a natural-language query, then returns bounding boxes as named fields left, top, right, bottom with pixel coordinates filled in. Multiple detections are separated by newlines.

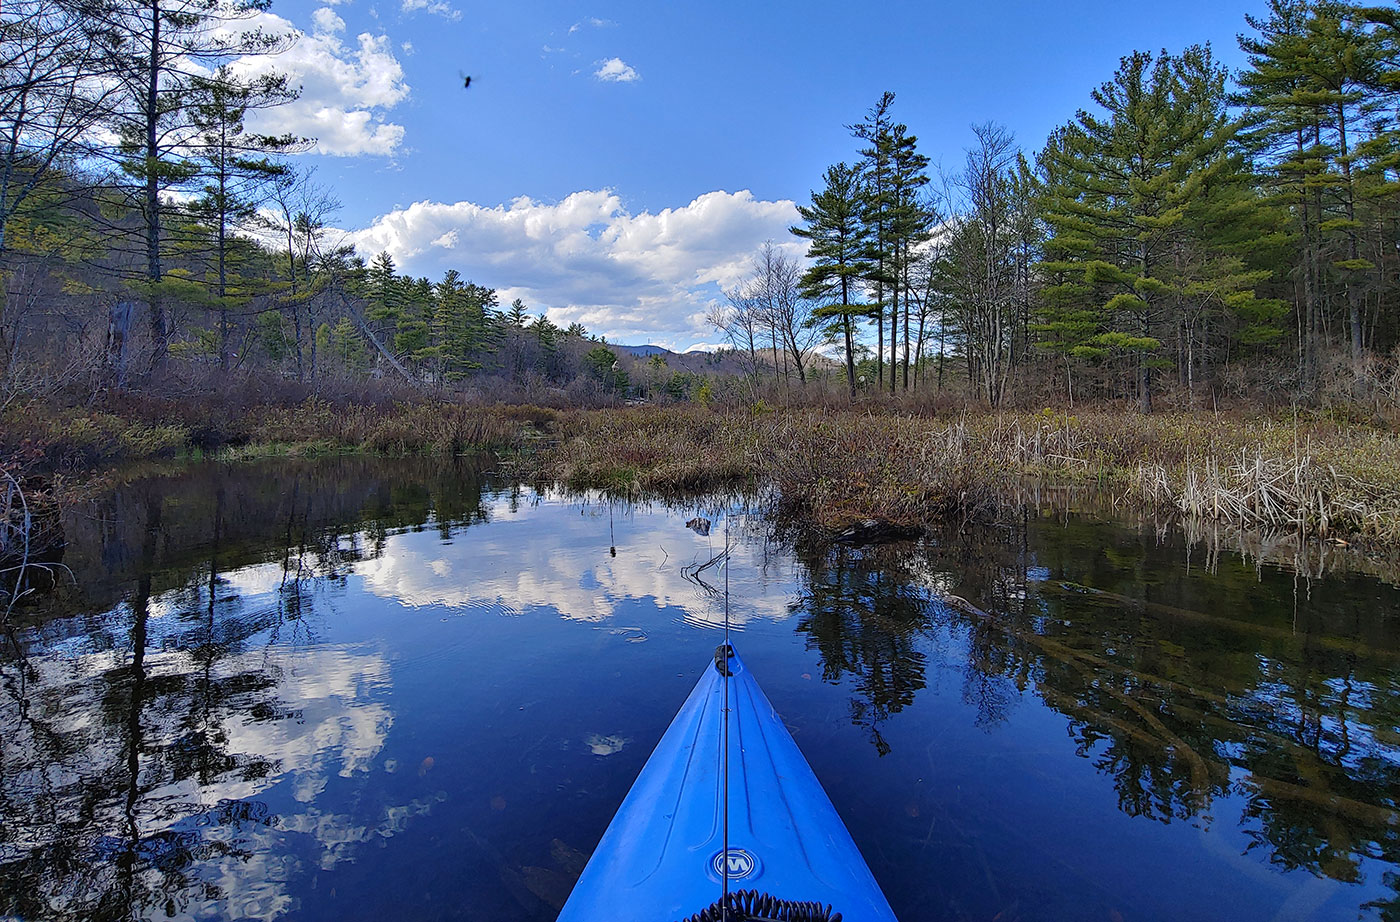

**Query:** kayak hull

left=557, top=646, right=898, bottom=921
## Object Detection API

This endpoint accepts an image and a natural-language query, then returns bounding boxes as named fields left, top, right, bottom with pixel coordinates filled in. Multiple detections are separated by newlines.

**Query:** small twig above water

left=2, top=469, right=32, bottom=626
left=681, top=548, right=729, bottom=597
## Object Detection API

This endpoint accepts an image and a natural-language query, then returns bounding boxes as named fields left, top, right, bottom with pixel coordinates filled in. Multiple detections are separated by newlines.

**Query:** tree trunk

left=901, top=255, right=910, bottom=391
left=1337, top=101, right=1365, bottom=374
left=841, top=276, right=855, bottom=397
left=145, top=0, right=167, bottom=370
left=216, top=118, right=231, bottom=371
left=874, top=306, right=883, bottom=392
left=1140, top=242, right=1153, bottom=414
left=889, top=281, right=898, bottom=394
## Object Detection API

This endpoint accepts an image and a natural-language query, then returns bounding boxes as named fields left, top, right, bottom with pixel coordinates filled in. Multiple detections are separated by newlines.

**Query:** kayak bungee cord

left=678, top=889, right=843, bottom=922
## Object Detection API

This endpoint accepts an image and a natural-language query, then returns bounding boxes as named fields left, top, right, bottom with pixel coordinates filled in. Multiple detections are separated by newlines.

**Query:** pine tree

left=185, top=64, right=303, bottom=368
left=1306, top=2, right=1381, bottom=371
left=1041, top=47, right=1254, bottom=412
left=849, top=92, right=896, bottom=390
left=1237, top=0, right=1329, bottom=384
left=790, top=162, right=868, bottom=395
left=90, top=0, right=294, bottom=369
left=887, top=123, right=933, bottom=390
left=328, top=315, right=367, bottom=373
left=506, top=298, right=529, bottom=327
left=1239, top=0, right=1384, bottom=380
left=434, top=270, right=498, bottom=381
left=394, top=276, right=434, bottom=366
left=364, top=251, right=405, bottom=358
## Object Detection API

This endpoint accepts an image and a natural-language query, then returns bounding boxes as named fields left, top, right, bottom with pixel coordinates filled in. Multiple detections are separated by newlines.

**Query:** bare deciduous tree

left=269, top=169, right=342, bottom=380
left=748, top=242, right=821, bottom=384
left=942, top=123, right=1027, bottom=406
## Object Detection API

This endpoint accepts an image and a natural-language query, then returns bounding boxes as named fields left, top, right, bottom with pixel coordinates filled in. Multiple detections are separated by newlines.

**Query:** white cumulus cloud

left=311, top=7, right=345, bottom=33
left=231, top=14, right=410, bottom=157
left=344, top=189, right=802, bottom=350
left=594, top=57, right=639, bottom=83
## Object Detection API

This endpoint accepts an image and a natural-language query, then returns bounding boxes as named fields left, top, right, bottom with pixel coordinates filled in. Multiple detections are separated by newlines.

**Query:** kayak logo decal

left=711, top=848, right=757, bottom=879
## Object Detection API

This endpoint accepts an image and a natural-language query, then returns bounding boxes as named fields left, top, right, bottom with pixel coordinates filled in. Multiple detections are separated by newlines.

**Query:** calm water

left=2, top=457, right=1399, bottom=921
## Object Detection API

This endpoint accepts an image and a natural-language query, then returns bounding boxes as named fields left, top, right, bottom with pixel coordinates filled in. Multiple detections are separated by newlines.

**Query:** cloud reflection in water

left=358, top=490, right=800, bottom=627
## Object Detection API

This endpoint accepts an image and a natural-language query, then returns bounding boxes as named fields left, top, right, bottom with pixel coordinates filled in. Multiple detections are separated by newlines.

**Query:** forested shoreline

left=6, top=0, right=1400, bottom=415
left=768, top=2, right=1400, bottom=411
left=10, top=0, right=1400, bottom=566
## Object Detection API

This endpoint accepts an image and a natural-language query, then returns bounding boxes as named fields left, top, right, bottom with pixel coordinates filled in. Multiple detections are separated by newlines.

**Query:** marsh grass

left=9, top=395, right=1400, bottom=544
left=2, top=398, right=551, bottom=472
left=531, top=407, right=1400, bottom=541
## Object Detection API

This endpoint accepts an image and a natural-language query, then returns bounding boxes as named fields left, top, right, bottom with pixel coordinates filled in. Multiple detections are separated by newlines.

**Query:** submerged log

left=832, top=518, right=922, bottom=546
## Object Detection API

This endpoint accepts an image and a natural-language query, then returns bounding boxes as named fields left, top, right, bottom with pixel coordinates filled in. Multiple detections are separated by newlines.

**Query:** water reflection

left=357, top=492, right=795, bottom=627
left=1, top=458, right=1399, bottom=921
left=792, top=545, right=934, bottom=755
left=789, top=513, right=1400, bottom=918
left=1, top=460, right=456, bottom=921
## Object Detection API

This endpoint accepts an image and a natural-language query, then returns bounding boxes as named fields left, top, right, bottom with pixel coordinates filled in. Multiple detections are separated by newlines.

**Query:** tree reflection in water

left=2, top=459, right=1400, bottom=920
left=0, top=457, right=492, bottom=921
left=792, top=512, right=1400, bottom=916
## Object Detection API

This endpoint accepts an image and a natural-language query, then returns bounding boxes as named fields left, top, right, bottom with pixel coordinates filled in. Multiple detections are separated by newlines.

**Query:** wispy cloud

left=568, top=16, right=613, bottom=34
left=401, top=0, right=461, bottom=21
left=594, top=57, right=639, bottom=83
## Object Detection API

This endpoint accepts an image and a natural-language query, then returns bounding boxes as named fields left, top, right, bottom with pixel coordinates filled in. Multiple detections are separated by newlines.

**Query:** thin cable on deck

left=721, top=518, right=731, bottom=921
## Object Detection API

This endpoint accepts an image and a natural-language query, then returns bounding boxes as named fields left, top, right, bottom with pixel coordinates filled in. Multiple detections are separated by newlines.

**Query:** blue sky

left=241, top=0, right=1271, bottom=349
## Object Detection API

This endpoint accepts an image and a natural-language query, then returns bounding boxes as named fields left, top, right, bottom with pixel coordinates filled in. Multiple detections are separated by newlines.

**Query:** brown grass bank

left=525, top=407, right=1400, bottom=543
left=0, top=396, right=558, bottom=474
left=6, top=397, right=1400, bottom=547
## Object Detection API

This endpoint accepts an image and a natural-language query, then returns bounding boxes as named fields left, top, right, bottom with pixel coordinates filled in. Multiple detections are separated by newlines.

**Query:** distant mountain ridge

left=609, top=342, right=747, bottom=376
left=616, top=343, right=684, bottom=357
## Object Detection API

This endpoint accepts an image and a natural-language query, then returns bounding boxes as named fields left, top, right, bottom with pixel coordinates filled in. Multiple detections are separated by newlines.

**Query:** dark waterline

left=2, top=457, right=1399, bottom=921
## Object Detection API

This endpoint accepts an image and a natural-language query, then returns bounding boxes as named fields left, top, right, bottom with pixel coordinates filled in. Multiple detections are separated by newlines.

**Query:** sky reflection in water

left=2, top=457, right=1398, bottom=922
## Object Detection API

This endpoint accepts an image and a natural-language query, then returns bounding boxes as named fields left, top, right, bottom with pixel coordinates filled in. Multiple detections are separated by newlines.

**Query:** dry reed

left=530, top=407, right=1400, bottom=541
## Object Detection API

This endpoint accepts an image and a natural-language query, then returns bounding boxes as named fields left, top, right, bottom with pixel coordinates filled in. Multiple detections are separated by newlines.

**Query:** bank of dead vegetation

left=529, top=406, right=1400, bottom=544
left=5, top=396, right=1400, bottom=557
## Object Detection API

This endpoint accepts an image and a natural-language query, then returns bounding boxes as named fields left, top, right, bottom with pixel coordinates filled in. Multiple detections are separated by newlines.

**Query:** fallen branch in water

left=939, top=591, right=1219, bottom=800
left=681, top=548, right=729, bottom=597
left=1244, top=775, right=1400, bottom=829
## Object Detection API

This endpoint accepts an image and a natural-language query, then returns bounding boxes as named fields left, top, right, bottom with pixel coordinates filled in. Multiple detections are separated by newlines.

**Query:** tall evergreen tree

left=849, top=92, right=896, bottom=391
left=1237, top=0, right=1330, bottom=386
left=1305, top=2, right=1381, bottom=371
left=1040, top=46, right=1264, bottom=412
left=185, top=64, right=302, bottom=368
left=434, top=269, right=498, bottom=381
left=90, top=0, right=294, bottom=370
left=1035, top=126, right=1103, bottom=404
left=1238, top=0, right=1390, bottom=383
left=791, top=162, right=868, bottom=395
left=887, top=124, right=934, bottom=390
